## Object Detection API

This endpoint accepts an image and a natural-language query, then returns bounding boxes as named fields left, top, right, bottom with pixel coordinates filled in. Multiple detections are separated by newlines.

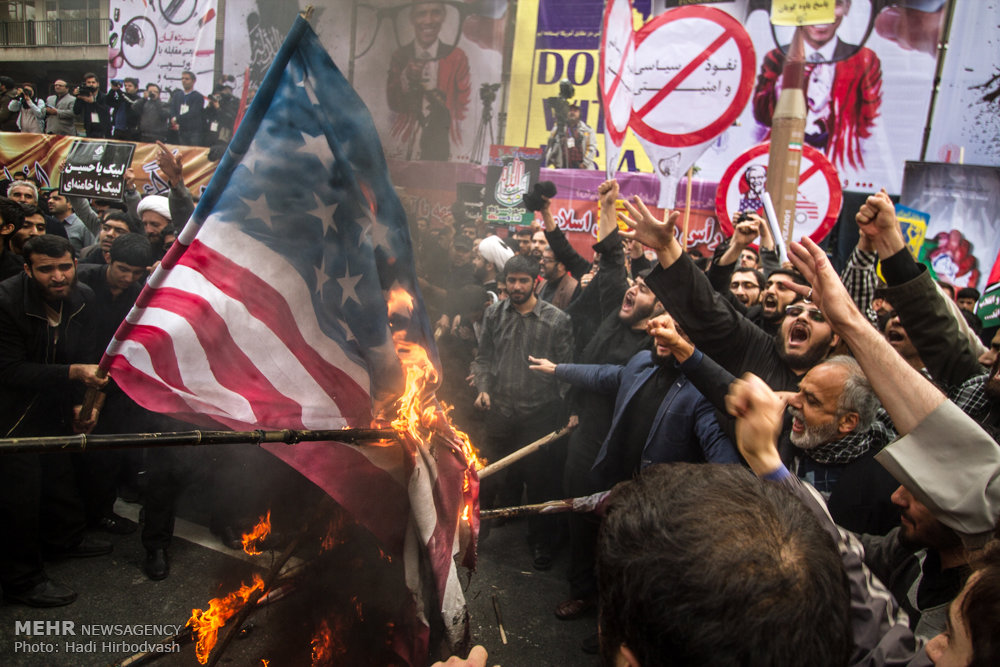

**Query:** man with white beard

left=781, top=354, right=899, bottom=534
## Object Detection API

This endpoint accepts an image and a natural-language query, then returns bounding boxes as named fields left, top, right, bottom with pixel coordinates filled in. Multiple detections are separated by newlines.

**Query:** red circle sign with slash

left=715, top=142, right=844, bottom=243
left=629, top=5, right=755, bottom=148
left=599, top=0, right=635, bottom=147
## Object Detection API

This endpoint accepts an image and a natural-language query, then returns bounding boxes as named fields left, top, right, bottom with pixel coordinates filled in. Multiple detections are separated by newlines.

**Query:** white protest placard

left=599, top=0, right=636, bottom=177
left=629, top=5, right=755, bottom=208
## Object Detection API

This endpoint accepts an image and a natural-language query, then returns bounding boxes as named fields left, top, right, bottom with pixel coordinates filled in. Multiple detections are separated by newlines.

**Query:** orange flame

left=241, top=511, right=272, bottom=555
left=310, top=617, right=345, bottom=666
left=188, top=574, right=266, bottom=664
left=386, top=287, right=482, bottom=473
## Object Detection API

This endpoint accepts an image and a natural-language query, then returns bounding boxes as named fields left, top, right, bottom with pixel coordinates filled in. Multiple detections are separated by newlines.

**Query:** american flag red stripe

left=107, top=223, right=373, bottom=432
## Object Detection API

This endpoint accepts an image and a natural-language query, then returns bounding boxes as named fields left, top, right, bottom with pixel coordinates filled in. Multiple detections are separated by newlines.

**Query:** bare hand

left=72, top=404, right=99, bottom=434
left=155, top=141, right=184, bottom=187
left=474, top=392, right=491, bottom=411
left=430, top=645, right=490, bottom=667
left=527, top=355, right=557, bottom=375
left=566, top=414, right=579, bottom=430
left=731, top=218, right=761, bottom=248
left=69, top=364, right=108, bottom=389
left=124, top=168, right=136, bottom=191
left=855, top=188, right=904, bottom=256
left=618, top=196, right=680, bottom=253
left=647, top=312, right=694, bottom=362
left=598, top=179, right=620, bottom=210
left=787, top=238, right=865, bottom=331
left=724, top=373, right=786, bottom=476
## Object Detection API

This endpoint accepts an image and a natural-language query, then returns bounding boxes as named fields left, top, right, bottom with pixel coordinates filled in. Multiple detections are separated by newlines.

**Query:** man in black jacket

left=0, top=235, right=110, bottom=607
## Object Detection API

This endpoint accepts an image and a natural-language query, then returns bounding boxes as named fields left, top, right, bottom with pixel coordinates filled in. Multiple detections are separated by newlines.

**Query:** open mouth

left=886, top=329, right=905, bottom=343
left=621, top=291, right=635, bottom=313
left=788, top=322, right=809, bottom=345
left=762, top=293, right=778, bottom=310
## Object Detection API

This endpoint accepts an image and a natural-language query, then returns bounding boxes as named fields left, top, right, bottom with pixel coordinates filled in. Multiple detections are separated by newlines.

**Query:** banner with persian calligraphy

left=484, top=146, right=543, bottom=226
left=58, top=141, right=136, bottom=202
left=107, top=0, right=218, bottom=99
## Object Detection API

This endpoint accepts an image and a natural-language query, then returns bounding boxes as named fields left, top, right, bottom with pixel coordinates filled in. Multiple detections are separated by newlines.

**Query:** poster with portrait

left=689, top=0, right=942, bottom=194
left=901, top=161, right=1000, bottom=293
left=108, top=0, right=218, bottom=98
left=223, top=1, right=509, bottom=164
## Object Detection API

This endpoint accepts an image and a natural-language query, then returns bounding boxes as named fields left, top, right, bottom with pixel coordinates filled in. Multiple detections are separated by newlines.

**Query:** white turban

left=477, top=235, right=514, bottom=273
left=136, top=195, right=171, bottom=222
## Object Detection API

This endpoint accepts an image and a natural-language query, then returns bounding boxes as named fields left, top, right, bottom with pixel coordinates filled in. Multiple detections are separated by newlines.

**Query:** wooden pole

left=477, top=424, right=575, bottom=479
left=681, top=165, right=694, bottom=250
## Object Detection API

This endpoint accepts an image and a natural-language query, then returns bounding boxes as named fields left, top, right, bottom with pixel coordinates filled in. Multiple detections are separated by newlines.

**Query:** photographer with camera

left=204, top=81, right=239, bottom=147
left=5, top=82, right=46, bottom=134
left=544, top=81, right=596, bottom=170
left=72, top=73, right=111, bottom=138
left=108, top=77, right=141, bottom=141
left=133, top=84, right=170, bottom=144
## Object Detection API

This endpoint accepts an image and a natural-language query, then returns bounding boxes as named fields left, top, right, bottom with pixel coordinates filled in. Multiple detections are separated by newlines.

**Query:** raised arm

left=620, top=195, right=774, bottom=375
left=856, top=190, right=985, bottom=388
left=788, top=237, right=1000, bottom=544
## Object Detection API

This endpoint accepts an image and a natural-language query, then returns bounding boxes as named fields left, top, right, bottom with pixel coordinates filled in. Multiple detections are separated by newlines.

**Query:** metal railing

left=0, top=18, right=109, bottom=47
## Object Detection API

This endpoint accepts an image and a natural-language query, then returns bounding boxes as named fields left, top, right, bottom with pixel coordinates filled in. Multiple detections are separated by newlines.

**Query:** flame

left=241, top=511, right=272, bottom=555
left=310, top=617, right=345, bottom=666
left=261, top=661, right=269, bottom=666
left=386, top=287, right=482, bottom=473
left=188, top=574, right=266, bottom=664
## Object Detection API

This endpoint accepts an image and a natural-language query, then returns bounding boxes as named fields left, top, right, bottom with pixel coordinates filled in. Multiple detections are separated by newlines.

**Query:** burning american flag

left=101, top=15, right=478, bottom=665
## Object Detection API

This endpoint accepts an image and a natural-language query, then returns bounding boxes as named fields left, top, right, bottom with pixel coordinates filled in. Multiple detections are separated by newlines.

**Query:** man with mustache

left=471, top=254, right=573, bottom=571
left=0, top=235, right=110, bottom=607
left=618, top=195, right=837, bottom=401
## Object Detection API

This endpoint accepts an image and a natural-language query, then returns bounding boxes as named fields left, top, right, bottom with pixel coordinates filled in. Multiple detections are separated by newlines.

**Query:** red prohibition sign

left=630, top=5, right=755, bottom=148
left=715, top=142, right=844, bottom=243
left=599, top=0, right=635, bottom=146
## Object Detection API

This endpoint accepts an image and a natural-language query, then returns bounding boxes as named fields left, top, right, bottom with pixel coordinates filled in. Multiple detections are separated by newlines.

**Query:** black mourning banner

left=58, top=141, right=136, bottom=202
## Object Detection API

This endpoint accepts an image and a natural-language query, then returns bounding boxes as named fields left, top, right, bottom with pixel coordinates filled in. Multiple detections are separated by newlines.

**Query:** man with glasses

left=44, top=79, right=78, bottom=136
left=752, top=0, right=882, bottom=169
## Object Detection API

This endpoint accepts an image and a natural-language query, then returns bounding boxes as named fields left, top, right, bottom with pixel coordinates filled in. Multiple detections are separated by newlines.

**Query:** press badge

left=91, top=112, right=101, bottom=123
left=210, top=121, right=219, bottom=132
left=180, top=104, right=189, bottom=115
left=566, top=137, right=575, bottom=149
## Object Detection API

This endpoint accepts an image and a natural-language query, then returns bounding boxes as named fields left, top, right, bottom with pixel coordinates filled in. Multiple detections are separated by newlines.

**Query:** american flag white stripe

left=136, top=265, right=346, bottom=428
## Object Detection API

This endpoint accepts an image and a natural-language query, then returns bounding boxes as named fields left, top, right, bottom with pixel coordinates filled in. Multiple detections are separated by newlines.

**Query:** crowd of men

left=419, top=181, right=1000, bottom=666
left=1, top=72, right=239, bottom=147
left=0, top=141, right=283, bottom=607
